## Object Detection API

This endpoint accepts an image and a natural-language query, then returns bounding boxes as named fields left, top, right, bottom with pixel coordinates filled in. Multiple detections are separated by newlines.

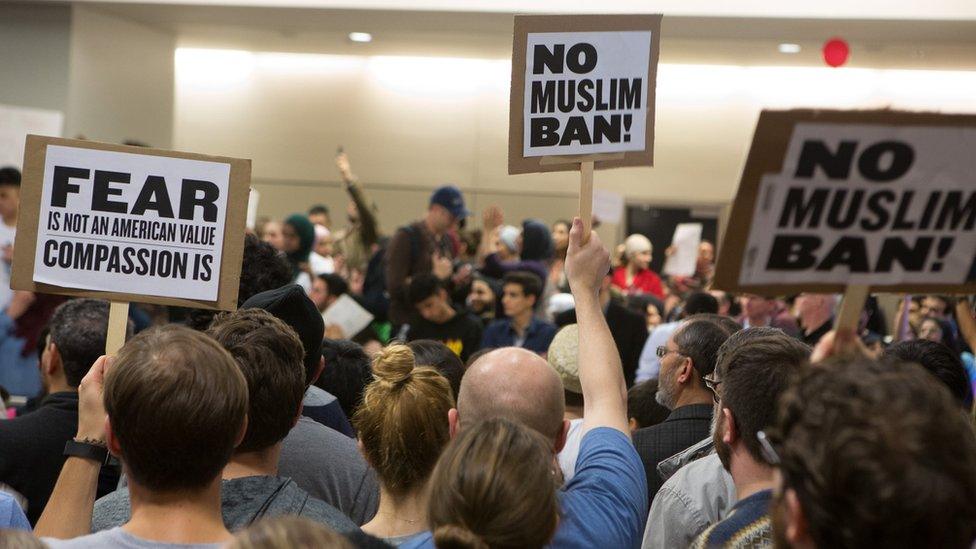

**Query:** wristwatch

left=63, top=439, right=109, bottom=464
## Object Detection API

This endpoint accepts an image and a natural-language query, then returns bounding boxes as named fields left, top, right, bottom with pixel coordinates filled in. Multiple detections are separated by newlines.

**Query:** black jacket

left=632, top=403, right=714, bottom=505
left=555, top=301, right=649, bottom=387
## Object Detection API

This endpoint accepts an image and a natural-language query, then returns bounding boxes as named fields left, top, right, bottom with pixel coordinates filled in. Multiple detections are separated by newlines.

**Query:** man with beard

left=633, top=317, right=730, bottom=503
left=688, top=331, right=808, bottom=548
left=768, top=358, right=976, bottom=549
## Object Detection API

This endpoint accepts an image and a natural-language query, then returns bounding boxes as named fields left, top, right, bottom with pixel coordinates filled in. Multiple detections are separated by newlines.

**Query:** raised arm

left=956, top=299, right=976, bottom=352
left=565, top=218, right=629, bottom=437
left=35, top=356, right=111, bottom=538
left=336, top=150, right=380, bottom=246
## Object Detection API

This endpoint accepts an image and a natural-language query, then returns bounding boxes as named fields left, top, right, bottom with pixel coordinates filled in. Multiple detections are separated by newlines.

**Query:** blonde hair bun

left=371, top=344, right=416, bottom=386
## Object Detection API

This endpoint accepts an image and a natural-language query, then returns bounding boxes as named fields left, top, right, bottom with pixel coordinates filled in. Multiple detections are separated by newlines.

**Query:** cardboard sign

left=508, top=14, right=662, bottom=174
left=714, top=110, right=976, bottom=295
left=12, top=135, right=250, bottom=310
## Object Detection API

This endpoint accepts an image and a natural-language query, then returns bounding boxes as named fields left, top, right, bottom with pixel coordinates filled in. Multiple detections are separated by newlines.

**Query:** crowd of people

left=0, top=151, right=975, bottom=548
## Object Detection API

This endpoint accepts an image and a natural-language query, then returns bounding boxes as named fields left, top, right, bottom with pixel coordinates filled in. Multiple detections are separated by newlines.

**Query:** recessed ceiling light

left=778, top=43, right=801, bottom=54
left=349, top=32, right=372, bottom=43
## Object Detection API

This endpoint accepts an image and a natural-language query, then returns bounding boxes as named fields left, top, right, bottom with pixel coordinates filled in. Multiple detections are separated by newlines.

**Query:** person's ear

left=785, top=487, right=809, bottom=546
left=676, top=357, right=695, bottom=384
left=553, top=419, right=570, bottom=454
left=628, top=417, right=639, bottom=433
left=722, top=407, right=737, bottom=446
left=309, top=356, right=325, bottom=386
left=44, top=342, right=60, bottom=377
left=448, top=408, right=460, bottom=439
left=106, top=418, right=122, bottom=457
left=527, top=293, right=538, bottom=309
left=235, top=415, right=249, bottom=447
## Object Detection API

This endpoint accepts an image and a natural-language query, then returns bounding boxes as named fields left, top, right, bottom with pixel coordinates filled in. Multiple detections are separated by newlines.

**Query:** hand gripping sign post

left=509, top=14, right=662, bottom=240
left=714, top=110, right=976, bottom=330
left=12, top=135, right=251, bottom=354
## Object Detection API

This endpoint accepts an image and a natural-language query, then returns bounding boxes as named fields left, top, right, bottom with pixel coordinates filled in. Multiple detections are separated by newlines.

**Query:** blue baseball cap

left=430, top=185, right=469, bottom=219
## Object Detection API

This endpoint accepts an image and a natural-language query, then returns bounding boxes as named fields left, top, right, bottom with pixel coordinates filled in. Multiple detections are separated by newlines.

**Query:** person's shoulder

left=92, top=488, right=132, bottom=532
left=299, top=492, right=360, bottom=533
left=484, top=319, right=509, bottom=332
left=0, top=490, right=29, bottom=530
left=399, top=531, right=434, bottom=549
left=43, top=528, right=126, bottom=548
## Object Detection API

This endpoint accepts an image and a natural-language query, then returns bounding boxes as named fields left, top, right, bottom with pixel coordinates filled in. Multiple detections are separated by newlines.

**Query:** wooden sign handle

left=579, top=160, right=594, bottom=244
left=105, top=301, right=130, bottom=355
left=834, top=284, right=869, bottom=332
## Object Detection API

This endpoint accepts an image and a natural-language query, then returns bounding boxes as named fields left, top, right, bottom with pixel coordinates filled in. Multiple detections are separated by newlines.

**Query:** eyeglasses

left=757, top=430, right=781, bottom=466
left=702, top=375, right=722, bottom=403
left=656, top=345, right=684, bottom=359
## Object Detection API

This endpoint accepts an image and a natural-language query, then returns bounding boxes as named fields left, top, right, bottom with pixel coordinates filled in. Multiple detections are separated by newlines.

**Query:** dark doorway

left=625, top=205, right=719, bottom=274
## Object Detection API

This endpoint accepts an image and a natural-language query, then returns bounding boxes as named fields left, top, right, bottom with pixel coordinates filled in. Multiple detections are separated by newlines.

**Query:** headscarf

left=498, top=226, right=520, bottom=254
left=284, top=214, right=316, bottom=275
left=520, top=219, right=554, bottom=262
left=624, top=234, right=652, bottom=260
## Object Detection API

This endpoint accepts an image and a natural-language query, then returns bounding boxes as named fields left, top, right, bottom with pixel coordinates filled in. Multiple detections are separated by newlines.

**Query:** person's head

left=501, top=271, right=543, bottom=318
left=547, top=324, right=583, bottom=411
left=628, top=379, right=670, bottom=433
left=771, top=358, right=976, bottom=549
left=427, top=418, right=559, bottom=549
left=710, top=290, right=736, bottom=317
left=920, top=295, right=949, bottom=319
left=307, top=204, right=330, bottom=228
left=261, top=220, right=285, bottom=251
left=467, top=276, right=501, bottom=316
left=318, top=338, right=373, bottom=420
left=229, top=516, right=353, bottom=549
left=740, top=294, right=775, bottom=323
left=624, top=234, right=652, bottom=271
left=353, top=344, right=453, bottom=497
left=207, top=309, right=305, bottom=454
left=454, top=348, right=566, bottom=451
left=917, top=316, right=945, bottom=343
left=551, top=219, right=571, bottom=253
left=0, top=167, right=21, bottom=220
left=520, top=219, right=554, bottom=262
left=409, top=273, right=454, bottom=324
left=242, top=284, right=325, bottom=388
left=627, top=294, right=664, bottom=331
left=682, top=291, right=720, bottom=318
left=884, top=339, right=973, bottom=409
left=656, top=318, right=730, bottom=409
left=497, top=225, right=521, bottom=258
left=793, top=293, right=836, bottom=322
left=313, top=224, right=333, bottom=257
left=282, top=214, right=315, bottom=258
left=408, top=339, right=464, bottom=401
left=428, top=185, right=468, bottom=234
left=45, top=299, right=118, bottom=390
left=105, top=325, right=248, bottom=493
left=710, top=330, right=809, bottom=474
left=309, top=273, right=348, bottom=313
left=697, top=240, right=715, bottom=267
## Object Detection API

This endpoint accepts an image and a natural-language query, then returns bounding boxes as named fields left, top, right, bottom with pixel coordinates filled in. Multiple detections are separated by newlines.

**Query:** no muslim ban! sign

left=509, top=14, right=661, bottom=174
left=12, top=136, right=250, bottom=309
left=715, top=110, right=976, bottom=295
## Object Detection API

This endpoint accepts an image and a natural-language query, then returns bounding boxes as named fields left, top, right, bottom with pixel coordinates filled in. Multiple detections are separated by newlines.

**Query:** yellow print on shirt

left=444, top=338, right=463, bottom=357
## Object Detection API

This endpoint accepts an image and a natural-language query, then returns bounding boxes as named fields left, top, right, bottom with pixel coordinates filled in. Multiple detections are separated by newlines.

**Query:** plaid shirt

left=633, top=403, right=714, bottom=505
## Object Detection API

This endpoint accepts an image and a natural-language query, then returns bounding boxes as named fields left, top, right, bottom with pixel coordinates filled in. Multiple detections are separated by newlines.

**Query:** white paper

left=523, top=31, right=651, bottom=157
left=33, top=145, right=231, bottom=301
left=592, top=189, right=624, bottom=224
left=246, top=187, right=259, bottom=230
left=663, top=223, right=702, bottom=277
left=738, top=123, right=976, bottom=287
left=322, top=294, right=374, bottom=339
left=0, top=104, right=63, bottom=169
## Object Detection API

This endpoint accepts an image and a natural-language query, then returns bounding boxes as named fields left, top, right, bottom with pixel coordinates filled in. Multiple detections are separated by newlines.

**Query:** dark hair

left=308, top=204, right=329, bottom=216
left=715, top=330, right=809, bottom=464
left=49, top=299, right=121, bottom=387
left=502, top=271, right=543, bottom=304
left=185, top=235, right=292, bottom=331
left=318, top=273, right=348, bottom=298
left=673, top=317, right=730, bottom=379
left=465, top=347, right=493, bottom=369
left=774, top=359, right=976, bottom=549
left=105, top=325, right=248, bottom=492
left=690, top=313, right=742, bottom=337
left=683, top=292, right=719, bottom=316
left=0, top=167, right=21, bottom=187
left=208, top=309, right=305, bottom=452
left=628, top=380, right=670, bottom=429
left=627, top=294, right=665, bottom=319
left=884, top=339, right=973, bottom=408
left=520, top=219, right=554, bottom=262
left=408, top=339, right=464, bottom=400
left=317, top=339, right=373, bottom=421
left=409, top=273, right=445, bottom=305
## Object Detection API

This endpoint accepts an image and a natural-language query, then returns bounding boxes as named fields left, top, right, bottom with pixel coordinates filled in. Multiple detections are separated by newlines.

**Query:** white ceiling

left=76, top=2, right=976, bottom=69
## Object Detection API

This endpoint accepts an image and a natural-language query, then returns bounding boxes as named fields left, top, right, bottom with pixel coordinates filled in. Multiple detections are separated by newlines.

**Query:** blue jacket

left=481, top=317, right=557, bottom=355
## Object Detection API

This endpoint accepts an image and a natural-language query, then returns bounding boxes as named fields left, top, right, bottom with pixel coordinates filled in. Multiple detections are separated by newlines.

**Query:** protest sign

left=12, top=135, right=250, bottom=314
left=509, top=14, right=661, bottom=175
left=664, top=223, right=703, bottom=277
left=714, top=110, right=976, bottom=305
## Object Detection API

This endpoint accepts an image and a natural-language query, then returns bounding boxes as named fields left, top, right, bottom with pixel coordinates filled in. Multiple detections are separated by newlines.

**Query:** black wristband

left=64, top=439, right=109, bottom=464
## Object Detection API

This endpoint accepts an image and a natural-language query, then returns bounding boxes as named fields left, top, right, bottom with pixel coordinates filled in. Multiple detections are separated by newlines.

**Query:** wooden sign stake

left=579, top=160, right=594, bottom=244
left=105, top=301, right=130, bottom=355
left=834, top=284, right=869, bottom=332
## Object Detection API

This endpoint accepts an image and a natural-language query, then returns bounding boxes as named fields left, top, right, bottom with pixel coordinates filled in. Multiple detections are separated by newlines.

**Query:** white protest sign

left=664, top=223, right=702, bottom=277
left=323, top=293, right=374, bottom=339
left=715, top=110, right=976, bottom=295
left=12, top=136, right=251, bottom=309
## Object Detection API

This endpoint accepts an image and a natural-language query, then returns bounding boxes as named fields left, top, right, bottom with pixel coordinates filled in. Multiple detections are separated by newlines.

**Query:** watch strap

left=64, top=439, right=109, bottom=464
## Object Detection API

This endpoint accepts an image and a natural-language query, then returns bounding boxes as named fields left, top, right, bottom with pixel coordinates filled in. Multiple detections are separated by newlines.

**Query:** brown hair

left=228, top=516, right=353, bottom=549
left=427, top=418, right=559, bottom=549
left=353, top=344, right=453, bottom=497
left=207, top=309, right=306, bottom=453
left=104, top=325, right=248, bottom=492
left=774, top=358, right=976, bottom=548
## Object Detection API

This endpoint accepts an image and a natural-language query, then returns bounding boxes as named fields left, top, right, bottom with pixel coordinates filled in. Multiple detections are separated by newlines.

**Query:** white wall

left=67, top=6, right=176, bottom=148
left=0, top=3, right=71, bottom=113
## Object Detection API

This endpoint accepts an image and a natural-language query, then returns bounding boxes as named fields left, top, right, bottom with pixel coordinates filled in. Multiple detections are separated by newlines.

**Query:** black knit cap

left=241, top=284, right=323, bottom=386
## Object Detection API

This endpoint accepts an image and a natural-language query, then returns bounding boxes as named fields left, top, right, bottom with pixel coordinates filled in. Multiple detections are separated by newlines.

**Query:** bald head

left=457, top=348, right=565, bottom=442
